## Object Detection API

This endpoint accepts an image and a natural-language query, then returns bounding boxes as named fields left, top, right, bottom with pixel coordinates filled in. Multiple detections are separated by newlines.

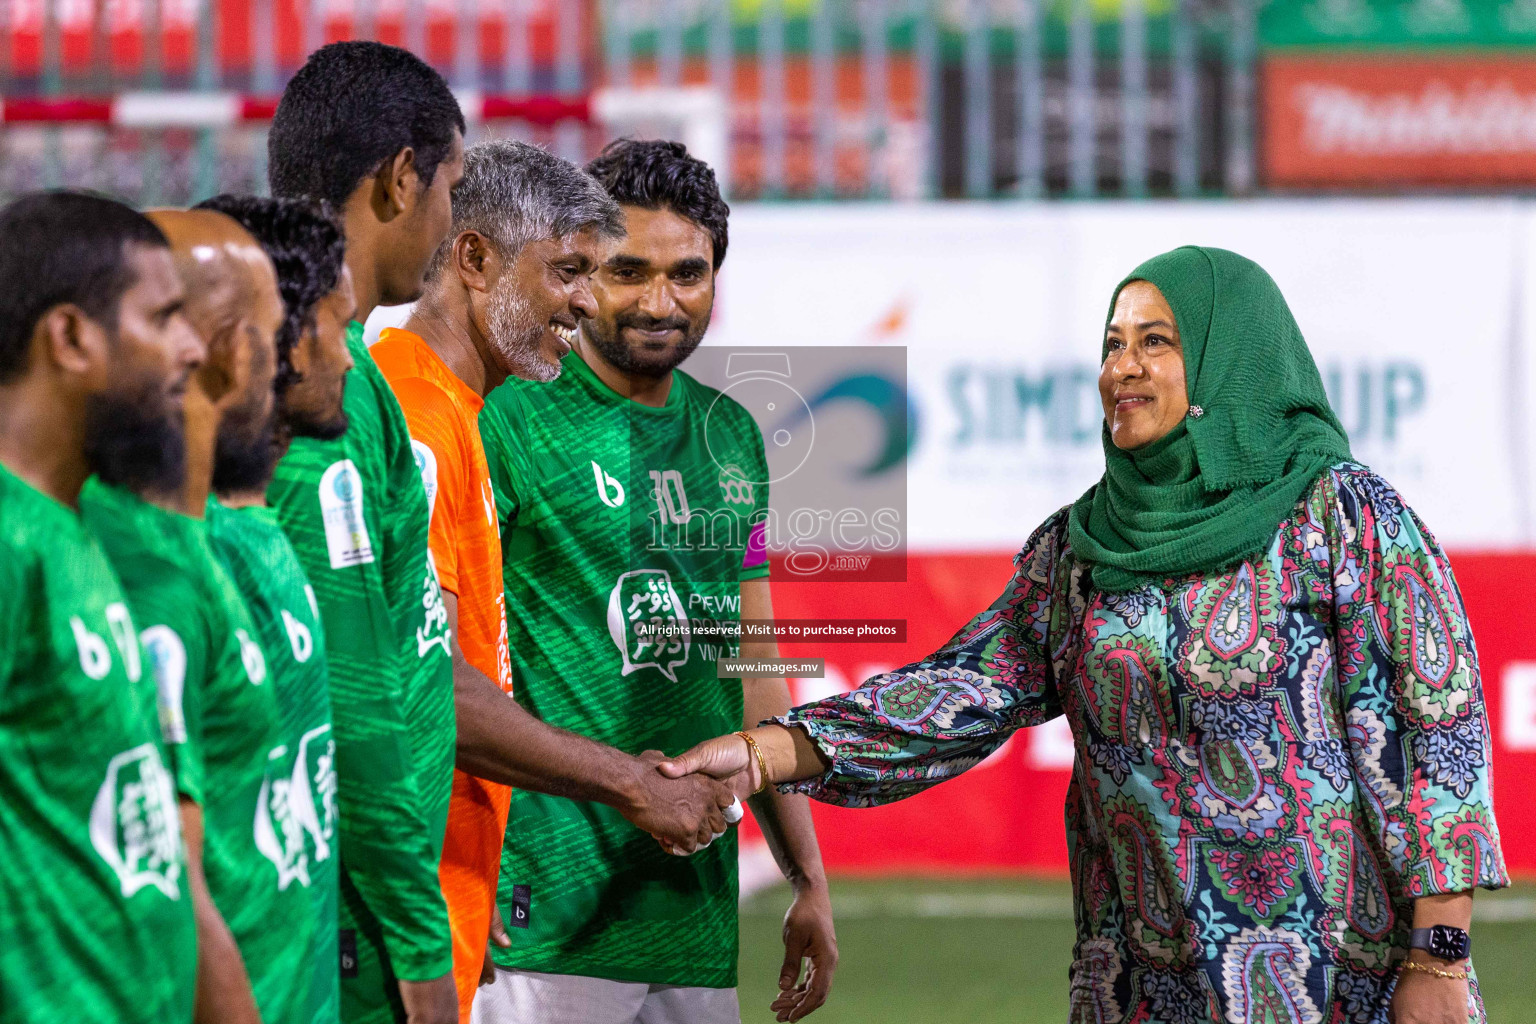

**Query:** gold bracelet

left=1400, top=959, right=1469, bottom=981
left=736, top=730, right=771, bottom=795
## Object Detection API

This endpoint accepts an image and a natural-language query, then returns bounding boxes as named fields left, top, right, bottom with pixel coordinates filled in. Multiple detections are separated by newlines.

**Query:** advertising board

left=1263, top=54, right=1536, bottom=187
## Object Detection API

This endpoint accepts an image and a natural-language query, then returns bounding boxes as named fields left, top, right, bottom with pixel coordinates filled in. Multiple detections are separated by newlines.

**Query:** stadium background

left=8, top=0, right=1536, bottom=1019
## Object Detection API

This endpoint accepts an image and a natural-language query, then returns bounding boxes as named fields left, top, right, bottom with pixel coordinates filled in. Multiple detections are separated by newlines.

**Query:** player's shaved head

left=147, top=207, right=281, bottom=414
left=146, top=209, right=275, bottom=350
left=146, top=208, right=285, bottom=501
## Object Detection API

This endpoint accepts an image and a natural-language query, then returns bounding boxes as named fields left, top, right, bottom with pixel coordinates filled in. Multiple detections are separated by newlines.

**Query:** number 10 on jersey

left=648, top=470, right=691, bottom=525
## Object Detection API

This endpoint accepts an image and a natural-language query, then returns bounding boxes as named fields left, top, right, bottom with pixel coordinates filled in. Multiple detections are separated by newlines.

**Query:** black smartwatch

left=1409, top=925, right=1471, bottom=962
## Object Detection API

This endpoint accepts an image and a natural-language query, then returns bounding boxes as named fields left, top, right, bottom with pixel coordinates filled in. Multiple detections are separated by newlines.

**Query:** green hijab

left=1066, top=246, right=1352, bottom=592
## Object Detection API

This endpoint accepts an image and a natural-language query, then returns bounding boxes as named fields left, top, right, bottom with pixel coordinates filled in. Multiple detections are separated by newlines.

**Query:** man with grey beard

left=370, top=140, right=745, bottom=1017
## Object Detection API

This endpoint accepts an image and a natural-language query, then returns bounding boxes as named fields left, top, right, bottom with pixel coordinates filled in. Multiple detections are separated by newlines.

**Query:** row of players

left=0, top=40, right=834, bottom=1024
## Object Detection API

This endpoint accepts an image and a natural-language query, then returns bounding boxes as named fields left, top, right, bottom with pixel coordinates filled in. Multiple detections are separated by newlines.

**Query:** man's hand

left=769, top=882, right=838, bottom=1022
left=1390, top=960, right=1470, bottom=1024
left=618, top=751, right=736, bottom=853
left=649, top=735, right=758, bottom=856
left=479, top=904, right=512, bottom=987
left=397, top=973, right=458, bottom=1024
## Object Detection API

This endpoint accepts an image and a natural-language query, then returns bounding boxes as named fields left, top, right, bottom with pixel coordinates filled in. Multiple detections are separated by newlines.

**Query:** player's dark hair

left=0, top=190, right=168, bottom=383
left=267, top=41, right=466, bottom=209
left=584, top=139, right=730, bottom=270
left=194, top=193, right=347, bottom=396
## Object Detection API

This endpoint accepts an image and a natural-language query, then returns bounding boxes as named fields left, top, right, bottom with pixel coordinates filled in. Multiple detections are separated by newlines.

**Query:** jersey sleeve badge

left=318, top=459, right=375, bottom=569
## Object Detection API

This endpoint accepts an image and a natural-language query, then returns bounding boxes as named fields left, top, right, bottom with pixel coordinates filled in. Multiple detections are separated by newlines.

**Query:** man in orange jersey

left=372, top=140, right=742, bottom=1019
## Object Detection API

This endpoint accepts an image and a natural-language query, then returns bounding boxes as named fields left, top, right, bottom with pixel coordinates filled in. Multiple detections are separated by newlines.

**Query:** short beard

left=487, top=279, right=560, bottom=384
left=211, top=401, right=280, bottom=494
left=285, top=402, right=350, bottom=442
left=278, top=371, right=350, bottom=442
left=583, top=308, right=707, bottom=380
left=84, top=377, right=187, bottom=495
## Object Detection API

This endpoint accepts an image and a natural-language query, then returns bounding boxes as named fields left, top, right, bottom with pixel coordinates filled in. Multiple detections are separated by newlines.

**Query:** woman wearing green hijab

left=663, top=247, right=1507, bottom=1024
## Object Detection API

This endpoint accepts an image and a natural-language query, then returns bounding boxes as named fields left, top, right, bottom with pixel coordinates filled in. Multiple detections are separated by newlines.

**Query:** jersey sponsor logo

left=235, top=628, right=267, bottom=685
left=412, top=440, right=439, bottom=520
left=89, top=743, right=182, bottom=899
left=73, top=602, right=141, bottom=683
left=296, top=724, right=338, bottom=854
left=338, top=929, right=359, bottom=978
left=493, top=592, right=513, bottom=692
left=318, top=459, right=375, bottom=569
left=417, top=554, right=452, bottom=660
left=254, top=723, right=337, bottom=891
left=718, top=463, right=755, bottom=507
left=71, top=615, right=113, bottom=681
left=606, top=569, right=691, bottom=682
left=482, top=478, right=497, bottom=530
left=140, top=626, right=188, bottom=743
left=282, top=609, right=314, bottom=663
left=592, top=460, right=625, bottom=509
left=508, top=884, right=532, bottom=929
left=105, top=602, right=142, bottom=682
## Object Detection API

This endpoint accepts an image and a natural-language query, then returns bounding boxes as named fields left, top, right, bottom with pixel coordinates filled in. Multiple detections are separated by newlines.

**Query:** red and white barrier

left=0, top=90, right=591, bottom=127
left=0, top=86, right=728, bottom=186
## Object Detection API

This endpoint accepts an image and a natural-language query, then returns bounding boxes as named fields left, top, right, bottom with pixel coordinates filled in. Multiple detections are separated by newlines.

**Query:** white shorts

left=470, top=967, right=741, bottom=1024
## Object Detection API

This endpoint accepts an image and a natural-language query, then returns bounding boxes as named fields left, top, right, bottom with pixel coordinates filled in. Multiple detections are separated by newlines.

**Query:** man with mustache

left=81, top=208, right=290, bottom=1024
left=372, top=139, right=741, bottom=1021
left=0, top=190, right=202, bottom=1022
left=472, top=140, right=835, bottom=1024
left=264, top=39, right=465, bottom=1024
left=194, top=193, right=357, bottom=1024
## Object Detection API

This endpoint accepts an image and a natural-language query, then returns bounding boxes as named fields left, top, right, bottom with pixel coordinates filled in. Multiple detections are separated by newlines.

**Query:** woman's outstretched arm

left=662, top=510, right=1072, bottom=806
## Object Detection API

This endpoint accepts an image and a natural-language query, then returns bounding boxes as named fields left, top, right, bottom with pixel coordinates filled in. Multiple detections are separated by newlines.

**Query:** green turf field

left=738, top=877, right=1536, bottom=1024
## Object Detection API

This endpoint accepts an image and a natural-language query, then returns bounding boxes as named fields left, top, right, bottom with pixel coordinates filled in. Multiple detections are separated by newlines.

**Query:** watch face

left=1430, top=925, right=1470, bottom=960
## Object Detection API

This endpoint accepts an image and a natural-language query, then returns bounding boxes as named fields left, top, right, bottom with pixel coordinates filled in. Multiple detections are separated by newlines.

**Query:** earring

left=1188, top=405, right=1204, bottom=419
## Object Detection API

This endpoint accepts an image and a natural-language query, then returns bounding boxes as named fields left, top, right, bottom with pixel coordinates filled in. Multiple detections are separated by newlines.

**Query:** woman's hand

left=1389, top=961, right=1470, bottom=1024
left=1395, top=892, right=1474, bottom=1023
left=659, top=724, right=831, bottom=792
left=657, top=733, right=759, bottom=794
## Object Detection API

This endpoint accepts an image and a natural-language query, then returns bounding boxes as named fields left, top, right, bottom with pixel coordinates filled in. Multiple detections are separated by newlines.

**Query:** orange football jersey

left=374, top=327, right=513, bottom=1019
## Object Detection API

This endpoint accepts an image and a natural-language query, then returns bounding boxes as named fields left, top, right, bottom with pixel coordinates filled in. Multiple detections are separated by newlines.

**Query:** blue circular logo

left=332, top=468, right=356, bottom=502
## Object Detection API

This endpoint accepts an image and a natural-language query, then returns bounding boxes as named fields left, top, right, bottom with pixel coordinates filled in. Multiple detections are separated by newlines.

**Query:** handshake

left=619, top=730, right=772, bottom=856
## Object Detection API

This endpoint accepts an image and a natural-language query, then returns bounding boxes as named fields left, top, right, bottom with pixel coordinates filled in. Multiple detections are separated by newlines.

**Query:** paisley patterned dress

left=780, top=464, right=1508, bottom=1024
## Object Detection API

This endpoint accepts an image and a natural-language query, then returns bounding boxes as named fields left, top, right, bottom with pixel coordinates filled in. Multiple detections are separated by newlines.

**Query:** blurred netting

left=0, top=0, right=1257, bottom=205
left=0, top=120, right=605, bottom=208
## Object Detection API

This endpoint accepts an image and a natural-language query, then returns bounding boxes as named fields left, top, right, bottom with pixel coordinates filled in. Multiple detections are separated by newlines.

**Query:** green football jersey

left=83, top=480, right=325, bottom=1024
left=206, top=499, right=339, bottom=1024
left=0, top=463, right=194, bottom=1023
left=267, top=322, right=454, bottom=1002
left=479, top=351, right=770, bottom=988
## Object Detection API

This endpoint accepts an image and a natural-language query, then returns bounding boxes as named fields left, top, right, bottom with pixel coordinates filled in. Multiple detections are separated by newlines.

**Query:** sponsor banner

left=756, top=551, right=1536, bottom=876
left=1260, top=0, right=1536, bottom=49
left=1263, top=54, right=1536, bottom=187
left=711, top=201, right=1526, bottom=551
